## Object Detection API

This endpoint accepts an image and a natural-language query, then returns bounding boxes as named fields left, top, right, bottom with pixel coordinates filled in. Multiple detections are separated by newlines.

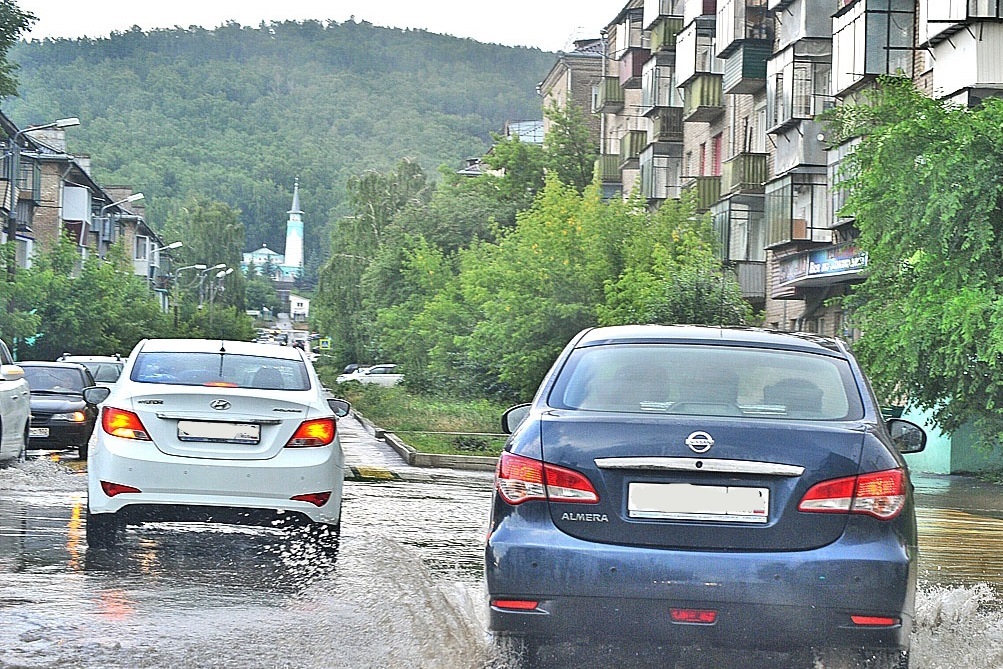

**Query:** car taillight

left=495, top=452, right=599, bottom=505
left=101, top=481, right=141, bottom=496
left=798, top=468, right=906, bottom=519
left=291, top=491, right=332, bottom=507
left=285, top=418, right=336, bottom=447
left=101, top=407, right=151, bottom=440
left=491, top=599, right=541, bottom=611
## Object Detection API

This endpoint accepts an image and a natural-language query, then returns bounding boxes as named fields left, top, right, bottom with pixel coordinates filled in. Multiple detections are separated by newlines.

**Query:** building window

left=135, top=235, right=149, bottom=261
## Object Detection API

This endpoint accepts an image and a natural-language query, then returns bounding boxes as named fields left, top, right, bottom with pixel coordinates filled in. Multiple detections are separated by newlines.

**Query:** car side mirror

left=1, top=364, right=24, bottom=382
left=83, top=386, right=112, bottom=405
left=887, top=418, right=926, bottom=454
left=501, top=404, right=531, bottom=435
left=328, top=398, right=351, bottom=418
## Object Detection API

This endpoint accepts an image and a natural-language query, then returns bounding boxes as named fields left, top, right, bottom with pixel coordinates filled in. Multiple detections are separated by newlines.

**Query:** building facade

left=558, top=0, right=1003, bottom=338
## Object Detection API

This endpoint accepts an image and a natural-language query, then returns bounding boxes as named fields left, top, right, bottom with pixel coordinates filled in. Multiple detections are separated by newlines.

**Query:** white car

left=84, top=338, right=351, bottom=548
left=0, top=338, right=30, bottom=463
left=56, top=353, right=125, bottom=388
left=335, top=363, right=403, bottom=387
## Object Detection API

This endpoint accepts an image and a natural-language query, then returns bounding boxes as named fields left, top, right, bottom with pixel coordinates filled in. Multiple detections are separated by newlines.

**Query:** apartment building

left=556, top=0, right=1003, bottom=337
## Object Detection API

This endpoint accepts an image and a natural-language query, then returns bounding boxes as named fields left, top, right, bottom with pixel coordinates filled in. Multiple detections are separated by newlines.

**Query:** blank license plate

left=177, top=420, right=260, bottom=445
left=29, top=427, right=49, bottom=438
left=628, top=482, right=769, bottom=523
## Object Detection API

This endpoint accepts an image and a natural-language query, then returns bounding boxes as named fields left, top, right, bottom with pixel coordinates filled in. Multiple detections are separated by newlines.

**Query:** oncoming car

left=85, top=339, right=351, bottom=548
left=485, top=325, right=927, bottom=669
left=57, top=354, right=125, bottom=388
left=20, top=361, right=100, bottom=459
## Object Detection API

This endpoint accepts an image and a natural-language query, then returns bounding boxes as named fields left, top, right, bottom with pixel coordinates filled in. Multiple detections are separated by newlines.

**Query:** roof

left=137, top=339, right=306, bottom=360
left=573, top=325, right=849, bottom=355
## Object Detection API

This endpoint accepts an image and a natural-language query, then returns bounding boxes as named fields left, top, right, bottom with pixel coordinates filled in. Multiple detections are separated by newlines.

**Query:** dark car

left=21, top=361, right=101, bottom=459
left=485, top=325, right=927, bottom=669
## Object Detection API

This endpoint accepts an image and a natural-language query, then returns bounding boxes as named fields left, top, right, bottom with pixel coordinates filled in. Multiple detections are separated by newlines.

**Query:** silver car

left=0, top=337, right=29, bottom=463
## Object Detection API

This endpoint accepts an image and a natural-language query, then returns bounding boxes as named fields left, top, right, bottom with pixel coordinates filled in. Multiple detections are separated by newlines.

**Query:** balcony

left=620, top=47, right=651, bottom=88
left=650, top=16, right=685, bottom=52
left=722, top=40, right=771, bottom=94
left=676, top=17, right=722, bottom=84
left=619, top=130, right=649, bottom=167
left=832, top=0, right=914, bottom=96
left=595, top=77, right=625, bottom=113
left=683, top=175, right=722, bottom=212
left=765, top=171, right=829, bottom=247
left=772, top=240, right=867, bottom=299
left=650, top=106, right=685, bottom=142
left=920, top=0, right=1003, bottom=47
left=596, top=154, right=622, bottom=183
left=716, top=0, right=771, bottom=57
left=644, top=0, right=675, bottom=28
left=722, top=152, right=767, bottom=193
left=642, top=57, right=680, bottom=115
left=640, top=142, right=684, bottom=202
left=681, top=74, right=724, bottom=122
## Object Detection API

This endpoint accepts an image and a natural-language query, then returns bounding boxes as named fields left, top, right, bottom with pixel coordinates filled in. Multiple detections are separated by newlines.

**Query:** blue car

left=485, top=325, right=927, bottom=668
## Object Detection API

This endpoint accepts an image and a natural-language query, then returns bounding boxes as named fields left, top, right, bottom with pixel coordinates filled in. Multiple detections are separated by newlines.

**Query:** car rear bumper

left=486, top=515, right=915, bottom=652
left=88, top=435, right=345, bottom=525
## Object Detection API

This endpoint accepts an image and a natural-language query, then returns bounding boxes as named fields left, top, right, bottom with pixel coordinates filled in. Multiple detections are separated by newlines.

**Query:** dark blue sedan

left=485, top=325, right=927, bottom=668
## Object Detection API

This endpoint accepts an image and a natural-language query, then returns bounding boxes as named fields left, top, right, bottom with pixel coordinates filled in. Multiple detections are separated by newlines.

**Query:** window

left=135, top=236, right=149, bottom=261
left=131, top=352, right=310, bottom=390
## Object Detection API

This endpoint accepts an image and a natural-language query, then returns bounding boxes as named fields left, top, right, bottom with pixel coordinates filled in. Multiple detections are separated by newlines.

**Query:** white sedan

left=335, top=363, right=403, bottom=387
left=0, top=337, right=29, bottom=463
left=84, top=338, right=350, bottom=548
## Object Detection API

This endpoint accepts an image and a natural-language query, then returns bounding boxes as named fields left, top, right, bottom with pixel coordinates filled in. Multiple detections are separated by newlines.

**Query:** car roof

left=59, top=355, right=122, bottom=363
left=573, top=325, right=849, bottom=356
left=21, top=360, right=91, bottom=371
left=136, top=339, right=306, bottom=360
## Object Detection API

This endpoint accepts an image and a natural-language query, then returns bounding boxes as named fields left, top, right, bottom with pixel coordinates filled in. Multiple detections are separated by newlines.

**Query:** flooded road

left=2, top=459, right=1003, bottom=668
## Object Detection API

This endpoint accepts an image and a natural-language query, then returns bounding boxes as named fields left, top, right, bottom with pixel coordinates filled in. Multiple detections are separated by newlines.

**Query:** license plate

left=628, top=482, right=769, bottom=523
left=29, top=427, right=49, bottom=438
left=177, top=420, right=260, bottom=445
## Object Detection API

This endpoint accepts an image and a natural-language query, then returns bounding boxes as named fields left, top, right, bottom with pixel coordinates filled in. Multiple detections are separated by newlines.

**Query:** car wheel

left=492, top=634, right=542, bottom=669
left=77, top=440, right=88, bottom=460
left=85, top=509, right=122, bottom=549
left=16, top=425, right=27, bottom=463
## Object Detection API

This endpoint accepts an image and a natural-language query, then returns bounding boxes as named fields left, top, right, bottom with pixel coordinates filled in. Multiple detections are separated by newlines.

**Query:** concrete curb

left=352, top=410, right=499, bottom=473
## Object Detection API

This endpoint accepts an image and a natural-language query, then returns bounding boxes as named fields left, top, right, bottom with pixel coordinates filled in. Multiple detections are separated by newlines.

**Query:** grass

left=326, top=379, right=510, bottom=457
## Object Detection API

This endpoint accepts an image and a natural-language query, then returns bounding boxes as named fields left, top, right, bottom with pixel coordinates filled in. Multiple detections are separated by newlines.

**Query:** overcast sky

left=17, top=0, right=614, bottom=52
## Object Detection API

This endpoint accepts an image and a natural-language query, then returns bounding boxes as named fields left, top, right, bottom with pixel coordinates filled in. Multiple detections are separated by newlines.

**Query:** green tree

left=0, top=0, right=35, bottom=98
left=544, top=102, right=599, bottom=193
left=826, top=76, right=1003, bottom=442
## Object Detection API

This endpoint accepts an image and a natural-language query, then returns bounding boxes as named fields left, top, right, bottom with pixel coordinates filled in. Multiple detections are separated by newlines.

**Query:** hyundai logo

left=685, top=431, right=714, bottom=454
left=210, top=399, right=231, bottom=411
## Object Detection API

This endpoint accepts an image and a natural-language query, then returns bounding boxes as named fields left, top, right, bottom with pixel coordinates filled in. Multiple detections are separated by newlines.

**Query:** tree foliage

left=826, top=76, right=1003, bottom=441
left=0, top=0, right=34, bottom=98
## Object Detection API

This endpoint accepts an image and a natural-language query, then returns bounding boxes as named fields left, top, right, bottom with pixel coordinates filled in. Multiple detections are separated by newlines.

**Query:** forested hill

left=2, top=19, right=554, bottom=267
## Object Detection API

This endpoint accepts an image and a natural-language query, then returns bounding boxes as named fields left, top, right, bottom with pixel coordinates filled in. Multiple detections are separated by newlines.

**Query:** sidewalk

left=339, top=412, right=496, bottom=484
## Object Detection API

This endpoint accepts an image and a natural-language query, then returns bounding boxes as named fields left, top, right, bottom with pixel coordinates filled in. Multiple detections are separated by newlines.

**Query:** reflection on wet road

left=3, top=460, right=1003, bottom=668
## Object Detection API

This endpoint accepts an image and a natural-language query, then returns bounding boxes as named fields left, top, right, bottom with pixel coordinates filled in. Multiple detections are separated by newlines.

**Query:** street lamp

left=6, top=117, right=80, bottom=281
left=209, top=267, right=235, bottom=334
left=151, top=241, right=183, bottom=253
left=198, top=264, right=227, bottom=306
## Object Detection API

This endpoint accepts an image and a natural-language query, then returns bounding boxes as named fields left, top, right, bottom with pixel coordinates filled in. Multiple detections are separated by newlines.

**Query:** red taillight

left=491, top=599, right=540, bottom=611
left=290, top=491, right=332, bottom=507
left=798, top=468, right=906, bottom=519
left=850, top=615, right=899, bottom=627
left=285, top=418, right=336, bottom=447
left=101, top=407, right=151, bottom=440
left=670, top=608, right=718, bottom=624
left=101, top=481, right=141, bottom=496
left=495, top=452, right=599, bottom=505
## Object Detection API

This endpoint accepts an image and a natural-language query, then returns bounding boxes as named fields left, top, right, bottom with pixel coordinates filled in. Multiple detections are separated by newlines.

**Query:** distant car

left=20, top=361, right=101, bottom=459
left=335, top=364, right=402, bottom=387
left=57, top=354, right=125, bottom=388
left=0, top=338, right=30, bottom=464
left=486, top=325, right=927, bottom=669
left=85, top=338, right=351, bottom=549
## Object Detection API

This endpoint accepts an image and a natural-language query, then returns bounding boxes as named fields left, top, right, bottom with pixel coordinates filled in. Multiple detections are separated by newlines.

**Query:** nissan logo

left=210, top=399, right=231, bottom=411
left=685, top=431, right=714, bottom=454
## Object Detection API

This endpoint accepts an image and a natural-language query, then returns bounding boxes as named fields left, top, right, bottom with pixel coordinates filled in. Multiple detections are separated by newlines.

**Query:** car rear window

left=131, top=352, right=310, bottom=391
left=548, top=344, right=863, bottom=420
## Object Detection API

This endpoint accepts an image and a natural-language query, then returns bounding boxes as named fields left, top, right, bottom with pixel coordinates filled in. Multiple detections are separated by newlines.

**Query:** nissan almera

left=485, top=325, right=927, bottom=668
left=85, top=339, right=350, bottom=548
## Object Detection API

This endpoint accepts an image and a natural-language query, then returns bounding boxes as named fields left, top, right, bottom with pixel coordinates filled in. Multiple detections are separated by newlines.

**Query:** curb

left=352, top=410, right=499, bottom=473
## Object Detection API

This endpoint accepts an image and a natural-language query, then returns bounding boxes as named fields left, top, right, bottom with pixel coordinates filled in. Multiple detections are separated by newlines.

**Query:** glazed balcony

left=620, top=47, right=651, bottom=88
left=681, top=74, right=724, bottom=122
left=640, top=142, right=684, bottom=202
left=919, top=0, right=1003, bottom=46
left=716, top=0, right=771, bottom=57
left=683, top=175, right=722, bottom=212
left=676, top=17, right=722, bottom=84
left=596, top=77, right=625, bottom=113
left=722, top=152, right=767, bottom=194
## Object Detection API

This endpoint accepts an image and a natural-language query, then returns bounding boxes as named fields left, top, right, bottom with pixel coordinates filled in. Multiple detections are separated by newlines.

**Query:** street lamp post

left=208, top=267, right=234, bottom=334
left=198, top=263, right=227, bottom=307
left=6, top=117, right=80, bottom=282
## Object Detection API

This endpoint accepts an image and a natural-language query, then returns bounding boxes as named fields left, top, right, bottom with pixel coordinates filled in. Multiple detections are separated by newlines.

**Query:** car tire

left=16, top=424, right=27, bottom=463
left=85, top=509, right=122, bottom=549
left=492, top=634, right=542, bottom=669
left=77, top=440, right=88, bottom=460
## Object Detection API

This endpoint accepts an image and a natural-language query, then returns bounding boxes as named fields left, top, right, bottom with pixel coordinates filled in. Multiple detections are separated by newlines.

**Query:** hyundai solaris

left=85, top=339, right=350, bottom=548
left=486, top=326, right=927, bottom=669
